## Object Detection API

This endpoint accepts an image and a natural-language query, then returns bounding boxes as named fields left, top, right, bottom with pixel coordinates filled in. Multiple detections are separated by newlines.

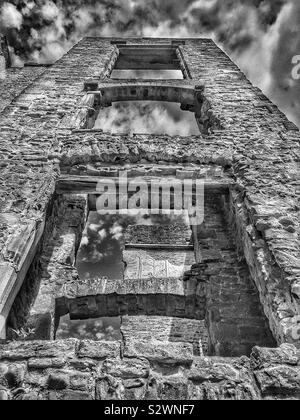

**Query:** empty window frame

left=88, top=85, right=202, bottom=135
left=93, top=101, right=200, bottom=135
left=111, top=44, right=190, bottom=79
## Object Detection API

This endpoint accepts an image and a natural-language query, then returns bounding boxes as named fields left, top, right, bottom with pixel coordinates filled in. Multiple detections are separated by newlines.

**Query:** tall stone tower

left=0, top=38, right=299, bottom=400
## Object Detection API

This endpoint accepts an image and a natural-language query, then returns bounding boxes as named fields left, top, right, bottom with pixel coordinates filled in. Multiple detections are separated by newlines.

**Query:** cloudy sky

left=94, top=101, right=201, bottom=135
left=0, top=0, right=299, bottom=127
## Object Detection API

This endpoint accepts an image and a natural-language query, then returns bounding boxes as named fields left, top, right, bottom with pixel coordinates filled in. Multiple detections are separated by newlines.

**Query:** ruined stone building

left=0, top=37, right=299, bottom=400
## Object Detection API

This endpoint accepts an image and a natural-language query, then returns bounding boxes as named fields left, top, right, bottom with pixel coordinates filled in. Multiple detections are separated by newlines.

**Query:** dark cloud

left=0, top=0, right=299, bottom=126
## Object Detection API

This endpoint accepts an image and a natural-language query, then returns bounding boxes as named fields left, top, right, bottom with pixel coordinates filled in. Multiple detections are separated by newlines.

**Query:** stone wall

left=7, top=195, right=88, bottom=341
left=0, top=37, right=299, bottom=399
left=199, top=195, right=275, bottom=356
left=0, top=340, right=299, bottom=400
left=228, top=190, right=300, bottom=346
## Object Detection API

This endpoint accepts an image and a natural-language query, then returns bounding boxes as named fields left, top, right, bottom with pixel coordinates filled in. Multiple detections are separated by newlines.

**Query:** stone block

left=47, top=372, right=70, bottom=390
left=4, top=363, right=26, bottom=388
left=49, top=390, right=93, bottom=400
left=124, top=340, right=193, bottom=366
left=20, top=391, right=43, bottom=400
left=0, top=341, right=36, bottom=360
left=251, top=344, right=298, bottom=370
left=102, top=358, right=150, bottom=379
left=188, top=358, right=241, bottom=382
left=28, top=358, right=66, bottom=370
left=69, top=371, right=92, bottom=391
left=96, top=375, right=124, bottom=400
left=77, top=340, right=120, bottom=360
left=159, top=376, right=188, bottom=400
left=124, top=378, right=147, bottom=400
left=24, top=371, right=48, bottom=388
left=255, top=365, right=300, bottom=396
left=35, top=339, right=77, bottom=359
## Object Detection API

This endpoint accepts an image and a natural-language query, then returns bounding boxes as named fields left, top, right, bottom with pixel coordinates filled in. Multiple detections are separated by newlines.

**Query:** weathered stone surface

left=124, top=378, right=147, bottom=400
left=0, top=340, right=77, bottom=361
left=0, top=389, right=8, bottom=400
left=0, top=340, right=298, bottom=400
left=200, top=196, right=276, bottom=356
left=24, top=371, right=48, bottom=388
left=63, top=390, right=93, bottom=400
left=159, top=376, right=189, bottom=400
left=47, top=372, right=70, bottom=390
left=69, top=371, right=92, bottom=392
left=49, top=389, right=93, bottom=400
left=125, top=222, right=192, bottom=245
left=19, top=391, right=43, bottom=401
left=102, top=358, right=150, bottom=379
left=251, top=344, right=299, bottom=370
left=0, top=363, right=8, bottom=387
left=4, top=363, right=26, bottom=388
left=35, top=340, right=77, bottom=359
left=187, top=357, right=260, bottom=400
left=123, top=249, right=195, bottom=281
left=187, top=381, right=258, bottom=401
left=121, top=316, right=209, bottom=356
left=96, top=375, right=125, bottom=400
left=255, top=365, right=300, bottom=397
left=28, top=358, right=66, bottom=370
left=188, top=358, right=241, bottom=382
left=69, top=358, right=98, bottom=371
left=0, top=341, right=36, bottom=360
left=124, top=340, right=193, bottom=366
left=77, top=340, right=120, bottom=360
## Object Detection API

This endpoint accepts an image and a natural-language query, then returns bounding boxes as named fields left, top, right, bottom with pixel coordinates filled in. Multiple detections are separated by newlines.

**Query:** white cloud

left=0, top=2, right=23, bottom=29
left=94, top=102, right=200, bottom=136
left=40, top=1, right=59, bottom=21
